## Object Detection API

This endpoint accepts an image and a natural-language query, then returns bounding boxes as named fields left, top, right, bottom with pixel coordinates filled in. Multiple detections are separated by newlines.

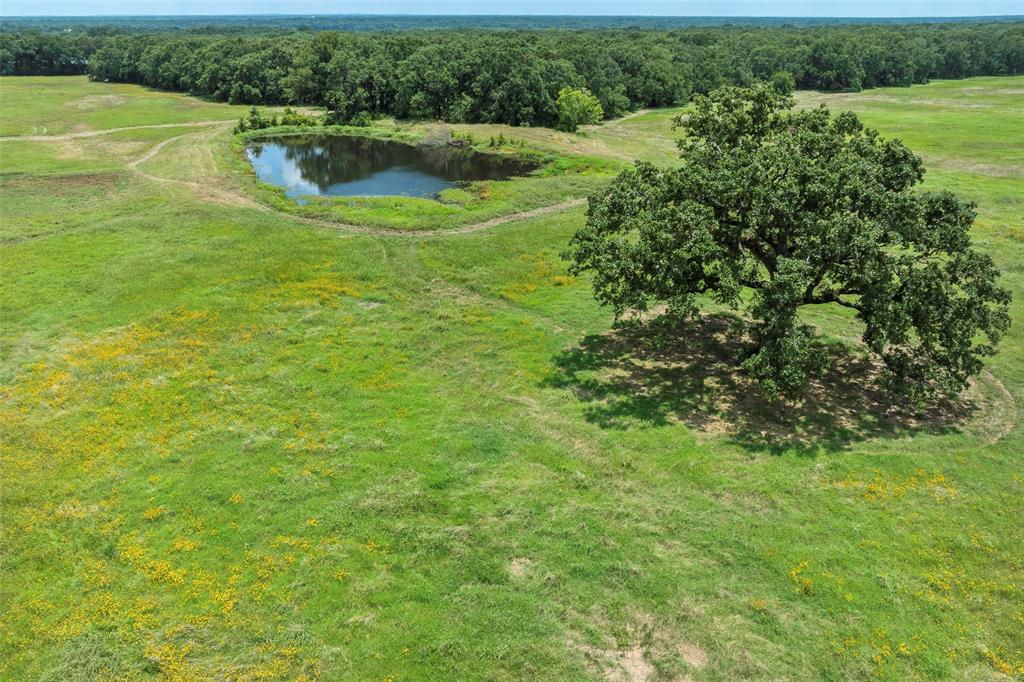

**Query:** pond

left=245, top=135, right=539, bottom=200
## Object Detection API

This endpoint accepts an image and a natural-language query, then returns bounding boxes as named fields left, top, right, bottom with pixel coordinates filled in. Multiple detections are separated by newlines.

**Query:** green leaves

left=567, top=83, right=1011, bottom=401
left=556, top=87, right=604, bottom=133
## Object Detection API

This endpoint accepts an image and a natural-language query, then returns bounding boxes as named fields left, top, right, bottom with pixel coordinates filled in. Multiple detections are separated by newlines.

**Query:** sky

left=1, top=0, right=1021, bottom=16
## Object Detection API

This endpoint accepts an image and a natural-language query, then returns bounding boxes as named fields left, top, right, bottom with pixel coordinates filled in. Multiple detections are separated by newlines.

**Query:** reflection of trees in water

left=257, top=135, right=536, bottom=192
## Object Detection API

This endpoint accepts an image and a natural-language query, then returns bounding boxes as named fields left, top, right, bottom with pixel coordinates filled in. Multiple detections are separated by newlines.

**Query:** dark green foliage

left=770, top=70, right=796, bottom=95
left=565, top=83, right=1011, bottom=400
left=6, top=15, right=1019, bottom=32
left=0, top=31, right=98, bottom=75
left=3, top=22, right=1022, bottom=125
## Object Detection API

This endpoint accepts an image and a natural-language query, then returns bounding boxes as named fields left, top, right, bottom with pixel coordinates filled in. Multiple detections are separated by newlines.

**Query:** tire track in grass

left=0, top=120, right=240, bottom=142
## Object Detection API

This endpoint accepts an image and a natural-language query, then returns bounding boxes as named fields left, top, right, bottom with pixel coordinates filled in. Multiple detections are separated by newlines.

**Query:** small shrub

left=234, top=106, right=322, bottom=133
left=347, top=111, right=376, bottom=127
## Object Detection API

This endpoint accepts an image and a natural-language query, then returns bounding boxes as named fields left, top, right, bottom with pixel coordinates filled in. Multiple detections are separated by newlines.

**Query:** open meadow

left=1, top=75, right=1022, bottom=680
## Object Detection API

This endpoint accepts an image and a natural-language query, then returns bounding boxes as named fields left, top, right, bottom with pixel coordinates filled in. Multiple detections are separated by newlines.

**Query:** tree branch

left=805, top=287, right=863, bottom=311
left=741, top=237, right=777, bottom=274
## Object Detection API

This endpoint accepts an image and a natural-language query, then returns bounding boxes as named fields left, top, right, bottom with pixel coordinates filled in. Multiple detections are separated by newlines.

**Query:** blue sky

left=1, top=0, right=1021, bottom=16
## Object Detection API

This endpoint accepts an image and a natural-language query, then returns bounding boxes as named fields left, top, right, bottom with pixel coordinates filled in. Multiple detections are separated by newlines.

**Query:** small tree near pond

left=565, top=83, right=1011, bottom=401
left=234, top=106, right=321, bottom=133
left=557, top=87, right=604, bottom=132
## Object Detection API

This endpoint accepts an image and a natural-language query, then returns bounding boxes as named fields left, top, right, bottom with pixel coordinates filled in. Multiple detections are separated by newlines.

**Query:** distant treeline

left=5, top=14, right=1021, bottom=33
left=2, top=23, right=1022, bottom=127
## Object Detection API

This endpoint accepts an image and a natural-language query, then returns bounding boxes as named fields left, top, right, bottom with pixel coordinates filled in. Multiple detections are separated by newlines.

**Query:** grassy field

left=1, top=75, right=1022, bottom=681
left=0, top=76, right=249, bottom=138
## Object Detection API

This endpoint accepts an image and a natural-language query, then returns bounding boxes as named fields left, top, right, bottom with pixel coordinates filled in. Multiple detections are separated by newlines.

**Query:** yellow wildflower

left=142, top=506, right=166, bottom=521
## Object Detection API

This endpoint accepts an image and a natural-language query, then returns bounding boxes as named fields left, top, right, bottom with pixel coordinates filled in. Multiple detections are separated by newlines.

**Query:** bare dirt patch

left=66, top=94, right=128, bottom=110
left=677, top=642, right=708, bottom=669
left=509, top=557, right=532, bottom=578
left=54, top=136, right=148, bottom=163
left=618, top=646, right=655, bottom=682
left=571, top=610, right=709, bottom=682
left=576, top=641, right=655, bottom=682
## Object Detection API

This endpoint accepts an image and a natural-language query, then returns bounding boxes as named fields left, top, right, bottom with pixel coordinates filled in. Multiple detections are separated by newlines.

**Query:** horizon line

left=3, top=12, right=1022, bottom=18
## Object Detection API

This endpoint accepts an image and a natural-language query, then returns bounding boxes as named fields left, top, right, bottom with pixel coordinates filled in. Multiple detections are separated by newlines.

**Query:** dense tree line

left=0, top=32, right=100, bottom=76
left=2, top=22, right=1022, bottom=126
left=7, top=15, right=1016, bottom=34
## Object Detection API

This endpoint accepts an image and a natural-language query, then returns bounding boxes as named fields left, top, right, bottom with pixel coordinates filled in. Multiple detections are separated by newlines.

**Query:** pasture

left=1, top=75, right=1022, bottom=680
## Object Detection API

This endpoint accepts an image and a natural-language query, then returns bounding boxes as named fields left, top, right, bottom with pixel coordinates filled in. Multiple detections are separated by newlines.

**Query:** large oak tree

left=565, top=83, right=1011, bottom=400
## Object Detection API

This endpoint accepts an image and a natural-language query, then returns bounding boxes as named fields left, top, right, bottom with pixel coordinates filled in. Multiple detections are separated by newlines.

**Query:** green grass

left=798, top=77, right=1024, bottom=174
left=1, top=76, right=1022, bottom=681
left=0, top=76, right=259, bottom=137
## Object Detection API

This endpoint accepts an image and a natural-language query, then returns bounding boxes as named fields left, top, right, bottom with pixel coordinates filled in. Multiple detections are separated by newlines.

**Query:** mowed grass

left=0, top=76, right=251, bottom=137
left=1, top=76, right=1022, bottom=681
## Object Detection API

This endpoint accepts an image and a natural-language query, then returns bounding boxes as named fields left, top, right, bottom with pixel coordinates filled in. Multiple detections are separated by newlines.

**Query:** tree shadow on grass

left=545, top=313, right=975, bottom=456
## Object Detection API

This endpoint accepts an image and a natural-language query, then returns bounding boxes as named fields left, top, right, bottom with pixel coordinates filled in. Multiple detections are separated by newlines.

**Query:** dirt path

left=0, top=120, right=238, bottom=142
left=126, top=126, right=588, bottom=238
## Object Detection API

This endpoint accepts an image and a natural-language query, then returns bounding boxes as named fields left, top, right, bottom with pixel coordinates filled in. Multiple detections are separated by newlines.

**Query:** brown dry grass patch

left=65, top=94, right=128, bottom=110
left=570, top=609, right=709, bottom=681
left=2, top=171, right=123, bottom=194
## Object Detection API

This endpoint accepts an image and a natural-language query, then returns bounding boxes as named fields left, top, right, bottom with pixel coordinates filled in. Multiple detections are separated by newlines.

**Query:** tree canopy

left=557, top=87, right=604, bottom=132
left=2, top=21, right=1022, bottom=127
left=565, top=83, right=1011, bottom=401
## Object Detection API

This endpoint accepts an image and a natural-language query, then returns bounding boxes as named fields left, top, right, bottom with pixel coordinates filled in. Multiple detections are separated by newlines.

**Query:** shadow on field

left=546, top=314, right=974, bottom=455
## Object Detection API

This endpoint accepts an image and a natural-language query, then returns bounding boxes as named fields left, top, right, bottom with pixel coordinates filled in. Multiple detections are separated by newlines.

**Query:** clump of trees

left=565, top=83, right=1011, bottom=401
left=234, top=106, right=321, bottom=133
left=2, top=22, right=1022, bottom=127
left=557, top=87, right=604, bottom=132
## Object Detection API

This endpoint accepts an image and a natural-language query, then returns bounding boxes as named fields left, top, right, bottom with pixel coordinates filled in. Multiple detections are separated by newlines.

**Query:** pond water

left=246, top=135, right=538, bottom=200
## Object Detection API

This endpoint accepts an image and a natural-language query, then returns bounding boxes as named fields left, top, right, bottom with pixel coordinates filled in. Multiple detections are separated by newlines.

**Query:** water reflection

left=246, top=135, right=538, bottom=199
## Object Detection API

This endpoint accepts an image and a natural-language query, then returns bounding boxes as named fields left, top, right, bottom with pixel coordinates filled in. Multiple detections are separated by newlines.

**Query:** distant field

left=0, top=77, right=249, bottom=137
left=1, top=76, right=1022, bottom=681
